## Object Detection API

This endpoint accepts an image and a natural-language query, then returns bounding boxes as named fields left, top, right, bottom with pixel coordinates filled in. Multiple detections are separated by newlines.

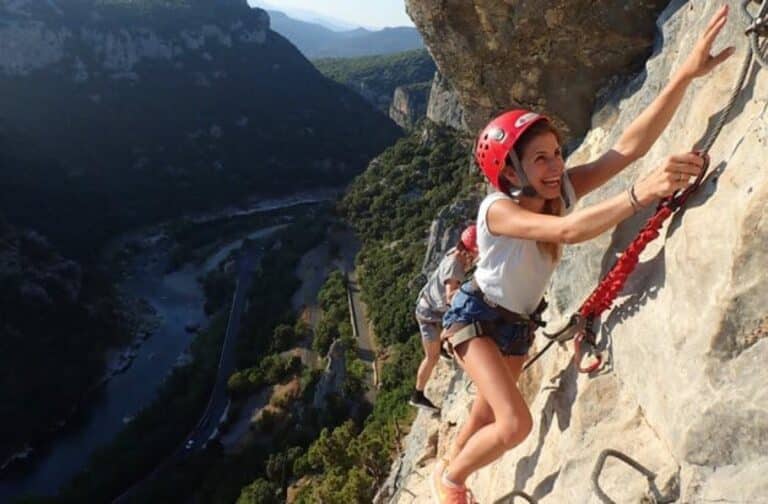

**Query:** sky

left=248, top=0, right=414, bottom=30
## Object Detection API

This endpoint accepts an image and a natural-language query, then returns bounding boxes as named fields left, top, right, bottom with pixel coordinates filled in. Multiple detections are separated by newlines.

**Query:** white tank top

left=474, top=174, right=577, bottom=314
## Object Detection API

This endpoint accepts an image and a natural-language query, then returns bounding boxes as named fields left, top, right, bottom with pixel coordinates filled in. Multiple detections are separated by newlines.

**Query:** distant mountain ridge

left=250, top=0, right=360, bottom=31
left=265, top=9, right=423, bottom=58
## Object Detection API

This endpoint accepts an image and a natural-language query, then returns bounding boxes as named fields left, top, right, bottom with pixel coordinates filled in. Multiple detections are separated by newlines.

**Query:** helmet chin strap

left=506, top=151, right=541, bottom=198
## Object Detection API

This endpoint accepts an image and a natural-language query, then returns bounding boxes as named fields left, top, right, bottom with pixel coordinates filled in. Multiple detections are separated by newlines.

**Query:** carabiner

left=574, top=329, right=603, bottom=374
left=542, top=313, right=585, bottom=343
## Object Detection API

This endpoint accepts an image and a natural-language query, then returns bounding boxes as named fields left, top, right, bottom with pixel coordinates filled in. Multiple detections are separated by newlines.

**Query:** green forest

left=314, top=49, right=436, bottom=113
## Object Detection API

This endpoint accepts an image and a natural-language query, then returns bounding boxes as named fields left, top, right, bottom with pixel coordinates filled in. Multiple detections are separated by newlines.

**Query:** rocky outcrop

left=389, top=81, right=431, bottom=129
left=312, top=339, right=347, bottom=410
left=0, top=0, right=266, bottom=77
left=420, top=197, right=481, bottom=276
left=389, top=1, right=768, bottom=502
left=313, top=49, right=436, bottom=116
left=405, top=0, right=669, bottom=138
left=426, top=71, right=466, bottom=131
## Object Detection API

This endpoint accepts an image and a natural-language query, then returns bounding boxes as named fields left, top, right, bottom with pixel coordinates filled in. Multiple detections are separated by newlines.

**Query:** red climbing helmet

left=474, top=109, right=550, bottom=194
left=460, top=224, right=478, bottom=254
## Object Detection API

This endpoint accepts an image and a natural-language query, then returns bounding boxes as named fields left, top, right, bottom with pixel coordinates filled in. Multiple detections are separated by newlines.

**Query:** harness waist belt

left=465, top=278, right=547, bottom=326
left=444, top=281, right=547, bottom=353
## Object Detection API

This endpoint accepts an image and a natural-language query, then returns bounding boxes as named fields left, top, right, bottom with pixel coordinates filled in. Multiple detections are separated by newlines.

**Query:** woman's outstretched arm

left=488, top=152, right=704, bottom=244
left=568, top=4, right=735, bottom=199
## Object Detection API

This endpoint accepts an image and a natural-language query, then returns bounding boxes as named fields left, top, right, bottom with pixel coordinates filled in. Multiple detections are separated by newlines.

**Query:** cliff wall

left=387, top=1, right=768, bottom=502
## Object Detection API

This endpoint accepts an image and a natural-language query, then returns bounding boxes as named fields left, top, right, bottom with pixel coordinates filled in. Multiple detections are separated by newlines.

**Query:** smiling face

left=519, top=131, right=565, bottom=199
left=502, top=130, right=564, bottom=201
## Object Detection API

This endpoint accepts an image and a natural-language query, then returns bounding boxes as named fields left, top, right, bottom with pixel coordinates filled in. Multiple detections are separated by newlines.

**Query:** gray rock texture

left=405, top=0, right=668, bottom=138
left=426, top=71, right=466, bottom=131
left=389, top=1, right=768, bottom=502
left=420, top=197, right=481, bottom=276
left=389, top=81, right=431, bottom=129
left=312, top=339, right=347, bottom=410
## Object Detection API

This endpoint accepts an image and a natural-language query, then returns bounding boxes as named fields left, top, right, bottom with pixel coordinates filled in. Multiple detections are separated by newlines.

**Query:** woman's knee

left=467, top=407, right=494, bottom=429
left=496, top=410, right=533, bottom=449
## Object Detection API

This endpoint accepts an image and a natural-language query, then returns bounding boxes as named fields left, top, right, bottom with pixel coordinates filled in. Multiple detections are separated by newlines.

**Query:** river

left=0, top=189, right=336, bottom=501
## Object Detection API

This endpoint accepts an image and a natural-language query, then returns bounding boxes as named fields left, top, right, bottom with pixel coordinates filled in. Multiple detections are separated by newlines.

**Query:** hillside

left=313, top=49, right=436, bottom=114
left=0, top=0, right=400, bottom=258
left=0, top=220, right=124, bottom=469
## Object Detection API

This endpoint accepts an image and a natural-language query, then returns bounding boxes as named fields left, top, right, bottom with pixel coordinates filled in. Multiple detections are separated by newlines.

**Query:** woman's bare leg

left=447, top=354, right=526, bottom=461
left=448, top=393, right=493, bottom=462
left=505, top=354, right=526, bottom=381
left=444, top=338, right=532, bottom=484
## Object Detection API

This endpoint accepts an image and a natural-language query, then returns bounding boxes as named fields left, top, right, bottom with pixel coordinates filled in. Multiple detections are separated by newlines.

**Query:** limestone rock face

left=405, top=0, right=668, bottom=137
left=388, top=1, right=768, bottom=502
left=389, top=81, right=431, bottom=129
left=0, top=0, right=267, bottom=77
left=420, top=197, right=481, bottom=276
left=426, top=71, right=466, bottom=131
left=312, top=339, right=347, bottom=410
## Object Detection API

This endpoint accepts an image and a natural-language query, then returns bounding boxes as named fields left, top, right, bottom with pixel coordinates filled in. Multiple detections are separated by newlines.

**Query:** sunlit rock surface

left=387, top=1, right=768, bottom=502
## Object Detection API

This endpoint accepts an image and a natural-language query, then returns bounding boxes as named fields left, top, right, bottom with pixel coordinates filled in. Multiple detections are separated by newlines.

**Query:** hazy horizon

left=248, top=0, right=415, bottom=30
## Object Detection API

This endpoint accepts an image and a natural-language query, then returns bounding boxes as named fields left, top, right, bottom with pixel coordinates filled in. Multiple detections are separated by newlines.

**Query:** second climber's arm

left=444, top=279, right=460, bottom=305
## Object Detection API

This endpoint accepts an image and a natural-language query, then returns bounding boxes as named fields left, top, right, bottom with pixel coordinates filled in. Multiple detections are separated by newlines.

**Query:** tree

left=307, top=421, right=357, bottom=471
left=236, top=478, right=279, bottom=504
left=271, top=324, right=295, bottom=352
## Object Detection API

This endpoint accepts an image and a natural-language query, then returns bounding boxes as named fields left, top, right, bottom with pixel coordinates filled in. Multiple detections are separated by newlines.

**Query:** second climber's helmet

left=459, top=224, right=478, bottom=254
left=474, top=109, right=550, bottom=195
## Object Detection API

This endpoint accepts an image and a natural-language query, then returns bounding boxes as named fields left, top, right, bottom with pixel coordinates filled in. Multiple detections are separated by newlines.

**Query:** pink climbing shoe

left=430, top=459, right=476, bottom=504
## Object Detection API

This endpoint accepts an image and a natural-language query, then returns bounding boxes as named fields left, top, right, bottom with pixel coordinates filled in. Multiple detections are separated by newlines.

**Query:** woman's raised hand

left=679, top=5, right=735, bottom=80
left=635, top=152, right=706, bottom=204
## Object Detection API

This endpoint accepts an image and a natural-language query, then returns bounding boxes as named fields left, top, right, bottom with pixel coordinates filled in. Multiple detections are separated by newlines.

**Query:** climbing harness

left=525, top=0, right=768, bottom=374
left=442, top=280, right=546, bottom=358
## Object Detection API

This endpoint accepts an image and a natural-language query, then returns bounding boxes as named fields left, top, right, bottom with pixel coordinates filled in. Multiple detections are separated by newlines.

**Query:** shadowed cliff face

left=0, top=0, right=400, bottom=257
left=405, top=0, right=669, bottom=137
left=386, top=1, right=768, bottom=502
left=389, top=82, right=431, bottom=129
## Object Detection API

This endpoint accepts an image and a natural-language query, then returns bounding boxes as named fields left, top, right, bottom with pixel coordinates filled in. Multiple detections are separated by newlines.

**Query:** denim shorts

left=442, top=283, right=533, bottom=356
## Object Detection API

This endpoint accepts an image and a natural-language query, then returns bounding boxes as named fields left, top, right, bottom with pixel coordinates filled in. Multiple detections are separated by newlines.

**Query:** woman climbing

left=431, top=5, right=734, bottom=503
left=410, top=225, right=479, bottom=412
